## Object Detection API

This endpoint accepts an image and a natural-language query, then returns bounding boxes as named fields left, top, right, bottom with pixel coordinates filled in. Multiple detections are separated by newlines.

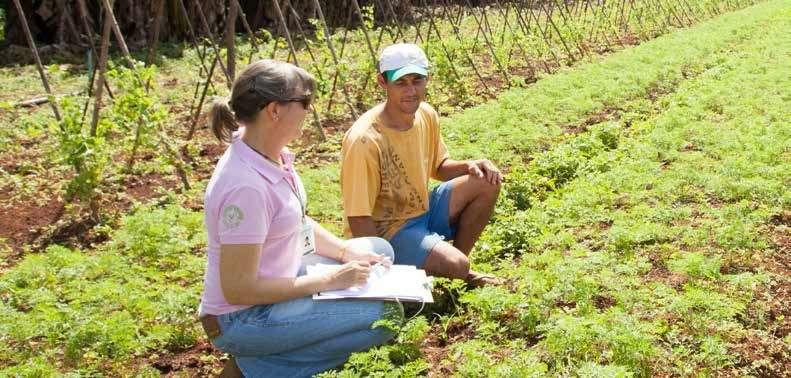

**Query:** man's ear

left=376, top=73, right=387, bottom=89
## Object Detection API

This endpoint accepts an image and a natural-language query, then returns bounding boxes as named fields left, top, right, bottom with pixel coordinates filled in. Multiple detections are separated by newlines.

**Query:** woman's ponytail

left=208, top=97, right=237, bottom=143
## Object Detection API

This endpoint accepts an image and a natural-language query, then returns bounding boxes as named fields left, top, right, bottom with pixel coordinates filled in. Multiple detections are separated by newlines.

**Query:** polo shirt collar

left=231, top=134, right=295, bottom=184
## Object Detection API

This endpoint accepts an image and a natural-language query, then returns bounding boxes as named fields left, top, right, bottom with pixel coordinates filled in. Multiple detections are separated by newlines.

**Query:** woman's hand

left=342, top=246, right=392, bottom=267
left=325, top=261, right=372, bottom=290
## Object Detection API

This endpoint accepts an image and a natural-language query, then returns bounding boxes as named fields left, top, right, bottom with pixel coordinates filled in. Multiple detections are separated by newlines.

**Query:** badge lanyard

left=283, top=170, right=307, bottom=225
left=244, top=141, right=315, bottom=255
left=245, top=142, right=307, bottom=223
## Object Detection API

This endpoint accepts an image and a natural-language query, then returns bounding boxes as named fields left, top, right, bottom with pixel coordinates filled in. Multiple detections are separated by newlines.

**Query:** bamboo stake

left=193, top=0, right=233, bottom=87
left=231, top=0, right=262, bottom=63
left=420, top=0, right=466, bottom=91
left=186, top=55, right=218, bottom=140
left=313, top=0, right=359, bottom=119
left=436, top=0, right=495, bottom=96
left=12, top=0, right=61, bottom=122
left=349, top=0, right=379, bottom=71
left=324, top=11, right=354, bottom=115
left=284, top=1, right=326, bottom=84
left=89, top=8, right=113, bottom=137
left=542, top=2, right=576, bottom=63
left=176, top=0, right=214, bottom=78
left=226, top=0, right=238, bottom=80
left=75, top=0, right=113, bottom=128
left=462, top=0, right=510, bottom=85
left=273, top=0, right=326, bottom=140
left=146, top=0, right=166, bottom=67
left=272, top=0, right=301, bottom=65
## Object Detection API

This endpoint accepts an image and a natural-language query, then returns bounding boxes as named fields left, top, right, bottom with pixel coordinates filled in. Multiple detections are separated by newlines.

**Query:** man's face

left=378, top=73, right=428, bottom=115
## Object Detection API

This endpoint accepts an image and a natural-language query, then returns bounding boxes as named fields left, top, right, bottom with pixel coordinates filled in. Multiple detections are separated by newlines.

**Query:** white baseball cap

left=378, top=43, right=429, bottom=81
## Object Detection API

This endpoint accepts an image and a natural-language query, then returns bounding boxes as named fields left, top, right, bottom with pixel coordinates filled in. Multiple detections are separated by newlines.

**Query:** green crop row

left=1, top=0, right=788, bottom=376
left=324, top=0, right=791, bottom=376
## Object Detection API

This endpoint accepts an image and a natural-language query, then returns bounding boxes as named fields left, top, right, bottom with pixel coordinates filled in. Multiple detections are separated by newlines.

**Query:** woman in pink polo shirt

left=199, top=59, right=399, bottom=377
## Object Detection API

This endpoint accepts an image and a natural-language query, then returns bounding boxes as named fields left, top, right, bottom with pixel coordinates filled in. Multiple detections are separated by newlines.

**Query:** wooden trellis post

left=226, top=0, right=238, bottom=80
left=324, top=11, right=355, bottom=115
left=176, top=0, right=215, bottom=80
left=232, top=0, right=262, bottom=63
left=522, top=0, right=562, bottom=71
left=89, top=7, right=112, bottom=138
left=435, top=0, right=496, bottom=97
left=146, top=0, right=166, bottom=67
left=476, top=3, right=512, bottom=85
left=494, top=0, right=537, bottom=76
left=99, top=0, right=146, bottom=88
left=542, top=1, right=576, bottom=63
left=193, top=0, right=233, bottom=87
left=312, top=0, right=359, bottom=119
left=273, top=0, right=326, bottom=140
left=284, top=1, right=327, bottom=84
left=12, top=0, right=61, bottom=122
left=349, top=0, right=380, bottom=71
left=187, top=55, right=218, bottom=141
left=419, top=0, right=466, bottom=91
left=378, top=0, right=408, bottom=42
left=75, top=0, right=115, bottom=128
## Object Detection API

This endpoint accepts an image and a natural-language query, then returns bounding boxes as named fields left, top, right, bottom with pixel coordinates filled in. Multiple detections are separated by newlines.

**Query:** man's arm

left=435, top=158, right=469, bottom=181
left=347, top=216, right=379, bottom=237
left=436, top=158, right=503, bottom=185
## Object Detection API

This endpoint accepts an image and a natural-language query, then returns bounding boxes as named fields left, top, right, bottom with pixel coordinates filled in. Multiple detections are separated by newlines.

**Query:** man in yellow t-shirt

left=340, top=43, right=502, bottom=287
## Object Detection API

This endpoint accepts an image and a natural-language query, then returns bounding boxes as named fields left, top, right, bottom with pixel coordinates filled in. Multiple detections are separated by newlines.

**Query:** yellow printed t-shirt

left=341, top=102, right=449, bottom=239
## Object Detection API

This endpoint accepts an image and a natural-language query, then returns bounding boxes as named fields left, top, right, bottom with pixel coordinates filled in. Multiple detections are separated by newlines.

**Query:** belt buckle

left=200, top=315, right=222, bottom=340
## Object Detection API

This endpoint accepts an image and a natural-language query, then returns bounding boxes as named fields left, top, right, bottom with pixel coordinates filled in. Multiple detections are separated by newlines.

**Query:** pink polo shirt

left=199, top=131, right=307, bottom=316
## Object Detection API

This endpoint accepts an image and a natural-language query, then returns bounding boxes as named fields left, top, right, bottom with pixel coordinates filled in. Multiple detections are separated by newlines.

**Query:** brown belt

left=199, top=314, right=222, bottom=340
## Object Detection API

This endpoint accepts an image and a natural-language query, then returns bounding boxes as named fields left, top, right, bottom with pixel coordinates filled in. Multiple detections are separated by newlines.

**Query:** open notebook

left=306, top=264, right=434, bottom=303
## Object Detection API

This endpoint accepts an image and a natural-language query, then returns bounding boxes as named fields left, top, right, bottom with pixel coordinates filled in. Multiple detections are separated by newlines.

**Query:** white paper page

left=307, top=264, right=433, bottom=302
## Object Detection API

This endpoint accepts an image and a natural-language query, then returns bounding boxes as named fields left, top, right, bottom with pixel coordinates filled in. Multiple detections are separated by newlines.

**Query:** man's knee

left=465, top=173, right=501, bottom=199
left=480, top=176, right=501, bottom=201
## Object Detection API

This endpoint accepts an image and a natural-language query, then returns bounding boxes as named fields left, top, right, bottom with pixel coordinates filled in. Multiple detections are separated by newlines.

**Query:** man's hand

left=467, top=159, right=502, bottom=185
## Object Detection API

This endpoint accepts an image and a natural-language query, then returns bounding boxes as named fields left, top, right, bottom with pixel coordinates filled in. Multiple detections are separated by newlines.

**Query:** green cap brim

left=384, top=64, right=428, bottom=81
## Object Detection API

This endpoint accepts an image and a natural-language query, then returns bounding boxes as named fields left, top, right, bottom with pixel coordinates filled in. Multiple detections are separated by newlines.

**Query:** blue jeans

left=211, top=237, right=399, bottom=377
left=389, top=181, right=457, bottom=267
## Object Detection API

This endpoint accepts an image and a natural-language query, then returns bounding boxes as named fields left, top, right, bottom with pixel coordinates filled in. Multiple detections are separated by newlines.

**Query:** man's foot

left=219, top=356, right=244, bottom=378
left=465, top=271, right=502, bottom=288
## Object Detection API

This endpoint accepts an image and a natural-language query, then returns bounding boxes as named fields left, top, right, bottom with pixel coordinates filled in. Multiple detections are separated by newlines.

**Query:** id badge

left=300, top=222, right=316, bottom=255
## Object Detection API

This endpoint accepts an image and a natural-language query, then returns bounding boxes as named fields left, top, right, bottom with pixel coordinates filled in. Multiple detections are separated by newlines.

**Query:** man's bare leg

left=421, top=241, right=469, bottom=280
left=447, top=175, right=501, bottom=255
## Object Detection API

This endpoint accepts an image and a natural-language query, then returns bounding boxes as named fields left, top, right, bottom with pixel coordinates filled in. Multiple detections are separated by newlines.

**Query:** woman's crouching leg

left=219, top=299, right=401, bottom=377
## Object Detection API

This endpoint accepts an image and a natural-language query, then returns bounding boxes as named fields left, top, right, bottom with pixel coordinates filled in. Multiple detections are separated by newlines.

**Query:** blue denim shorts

left=389, top=181, right=456, bottom=268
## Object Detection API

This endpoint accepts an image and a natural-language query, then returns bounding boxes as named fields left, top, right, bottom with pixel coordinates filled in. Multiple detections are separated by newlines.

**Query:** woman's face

left=277, top=98, right=310, bottom=140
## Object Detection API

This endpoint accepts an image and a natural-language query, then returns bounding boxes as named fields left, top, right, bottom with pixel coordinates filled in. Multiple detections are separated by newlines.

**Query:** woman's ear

left=264, top=101, right=280, bottom=122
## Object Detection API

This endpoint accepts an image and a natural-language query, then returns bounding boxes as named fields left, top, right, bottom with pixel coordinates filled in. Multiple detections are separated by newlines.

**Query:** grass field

left=0, top=0, right=789, bottom=376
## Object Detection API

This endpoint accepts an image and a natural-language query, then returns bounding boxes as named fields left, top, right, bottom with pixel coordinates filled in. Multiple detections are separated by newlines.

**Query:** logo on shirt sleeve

left=222, top=205, right=244, bottom=229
